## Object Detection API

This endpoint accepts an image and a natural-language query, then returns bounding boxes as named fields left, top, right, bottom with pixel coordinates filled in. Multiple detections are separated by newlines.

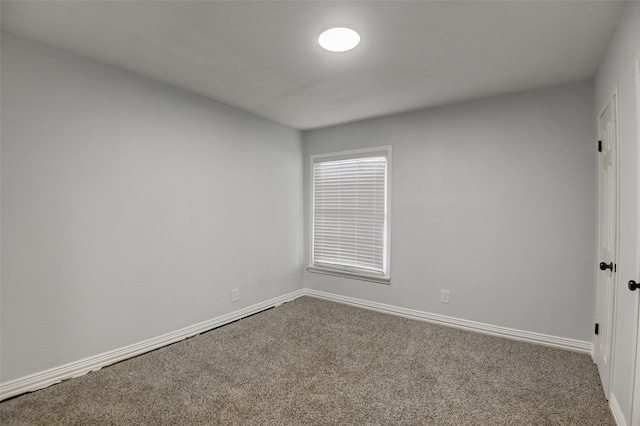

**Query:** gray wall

left=303, top=81, right=597, bottom=342
left=0, top=28, right=607, bottom=389
left=594, top=2, right=640, bottom=422
left=0, top=33, right=304, bottom=383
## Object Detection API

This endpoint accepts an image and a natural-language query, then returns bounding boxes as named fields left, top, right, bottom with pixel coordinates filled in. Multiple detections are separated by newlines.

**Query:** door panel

left=631, top=55, right=640, bottom=426
left=595, top=94, right=618, bottom=398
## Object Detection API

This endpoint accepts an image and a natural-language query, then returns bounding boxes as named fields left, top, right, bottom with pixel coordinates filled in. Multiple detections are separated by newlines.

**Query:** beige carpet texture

left=0, top=296, right=613, bottom=425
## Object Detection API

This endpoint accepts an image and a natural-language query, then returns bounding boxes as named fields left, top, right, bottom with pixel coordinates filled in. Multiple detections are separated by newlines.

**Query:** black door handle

left=629, top=281, right=639, bottom=291
left=600, top=262, right=613, bottom=271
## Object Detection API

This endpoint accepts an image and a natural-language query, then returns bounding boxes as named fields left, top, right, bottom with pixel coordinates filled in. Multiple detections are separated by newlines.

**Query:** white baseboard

left=1, top=287, right=595, bottom=402
left=0, top=289, right=306, bottom=401
left=609, top=393, right=627, bottom=426
left=304, top=289, right=594, bottom=356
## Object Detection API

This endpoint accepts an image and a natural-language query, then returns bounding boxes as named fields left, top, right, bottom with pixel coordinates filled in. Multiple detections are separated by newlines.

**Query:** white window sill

left=306, top=266, right=391, bottom=285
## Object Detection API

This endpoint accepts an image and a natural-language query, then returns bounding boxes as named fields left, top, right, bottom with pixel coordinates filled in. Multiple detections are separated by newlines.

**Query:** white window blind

left=312, top=152, right=389, bottom=277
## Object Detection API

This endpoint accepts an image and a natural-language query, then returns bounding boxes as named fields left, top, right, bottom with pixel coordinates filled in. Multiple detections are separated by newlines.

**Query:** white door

left=630, top=55, right=640, bottom=426
left=634, top=316, right=640, bottom=426
left=595, top=93, right=618, bottom=398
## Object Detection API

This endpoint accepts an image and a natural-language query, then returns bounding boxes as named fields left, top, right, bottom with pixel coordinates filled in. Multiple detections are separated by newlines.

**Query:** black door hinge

left=598, top=140, right=602, bottom=152
left=595, top=323, right=599, bottom=335
left=614, top=264, right=617, bottom=272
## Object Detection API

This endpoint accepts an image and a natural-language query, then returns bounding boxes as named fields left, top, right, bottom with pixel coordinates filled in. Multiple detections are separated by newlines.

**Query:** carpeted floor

left=0, top=296, right=613, bottom=425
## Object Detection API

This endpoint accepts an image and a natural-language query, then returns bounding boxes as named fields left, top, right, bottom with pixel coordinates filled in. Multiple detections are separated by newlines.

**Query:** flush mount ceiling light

left=318, top=27, right=360, bottom=52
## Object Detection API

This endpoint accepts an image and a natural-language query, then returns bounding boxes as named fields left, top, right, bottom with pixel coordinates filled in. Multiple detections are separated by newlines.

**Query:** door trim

left=596, top=84, right=621, bottom=400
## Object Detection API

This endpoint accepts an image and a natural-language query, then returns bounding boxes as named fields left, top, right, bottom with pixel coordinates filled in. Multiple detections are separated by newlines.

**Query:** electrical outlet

left=231, top=289, right=239, bottom=303
left=440, top=290, right=450, bottom=304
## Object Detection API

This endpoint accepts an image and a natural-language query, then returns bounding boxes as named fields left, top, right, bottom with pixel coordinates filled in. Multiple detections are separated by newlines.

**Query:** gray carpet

left=1, top=296, right=613, bottom=425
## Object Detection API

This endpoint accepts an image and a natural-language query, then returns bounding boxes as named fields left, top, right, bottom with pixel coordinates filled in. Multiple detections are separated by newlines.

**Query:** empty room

left=1, top=1, right=639, bottom=425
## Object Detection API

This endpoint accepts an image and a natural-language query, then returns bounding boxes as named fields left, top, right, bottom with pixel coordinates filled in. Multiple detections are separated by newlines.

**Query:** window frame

left=307, top=146, right=392, bottom=284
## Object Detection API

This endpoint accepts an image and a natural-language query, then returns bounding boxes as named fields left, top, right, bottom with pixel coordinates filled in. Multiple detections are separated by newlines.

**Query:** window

left=308, top=146, right=391, bottom=283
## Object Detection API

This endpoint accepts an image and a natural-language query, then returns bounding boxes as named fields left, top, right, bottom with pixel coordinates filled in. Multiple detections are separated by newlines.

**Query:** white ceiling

left=0, top=1, right=626, bottom=130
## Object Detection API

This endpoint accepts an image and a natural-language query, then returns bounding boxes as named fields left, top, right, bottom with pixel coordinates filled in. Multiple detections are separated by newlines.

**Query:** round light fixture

left=318, top=27, right=360, bottom=52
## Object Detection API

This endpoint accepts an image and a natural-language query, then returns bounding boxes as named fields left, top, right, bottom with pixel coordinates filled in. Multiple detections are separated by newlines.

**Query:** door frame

left=595, top=84, right=621, bottom=399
